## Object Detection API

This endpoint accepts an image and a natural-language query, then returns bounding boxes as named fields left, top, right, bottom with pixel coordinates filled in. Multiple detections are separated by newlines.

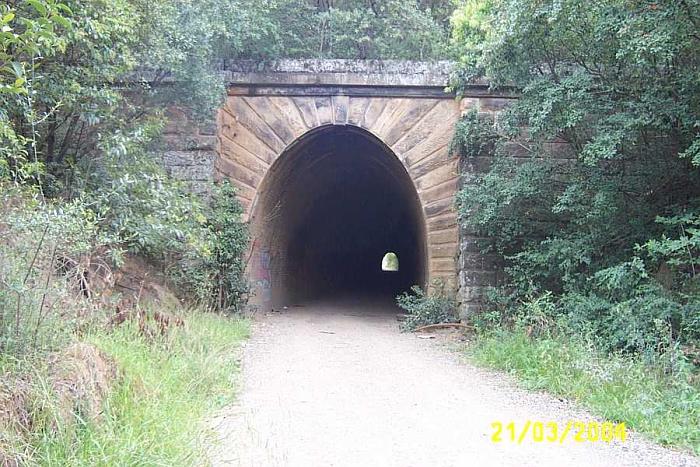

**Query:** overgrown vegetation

left=0, top=181, right=250, bottom=461
left=1, top=310, right=249, bottom=465
left=452, top=0, right=700, bottom=360
left=172, top=181, right=250, bottom=313
left=451, top=0, right=700, bottom=452
left=222, top=0, right=455, bottom=61
left=0, top=183, right=119, bottom=358
left=470, top=329, right=700, bottom=454
left=396, top=284, right=458, bottom=331
left=0, top=178, right=248, bottom=352
left=1, top=0, right=255, bottom=461
left=0, top=0, right=255, bottom=350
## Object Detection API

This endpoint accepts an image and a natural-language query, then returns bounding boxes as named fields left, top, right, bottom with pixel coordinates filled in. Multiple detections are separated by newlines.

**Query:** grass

left=30, top=311, right=249, bottom=466
left=468, top=330, right=700, bottom=455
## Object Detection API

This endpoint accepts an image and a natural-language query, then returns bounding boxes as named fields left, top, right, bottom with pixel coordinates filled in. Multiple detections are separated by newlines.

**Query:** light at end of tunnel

left=381, top=252, right=399, bottom=272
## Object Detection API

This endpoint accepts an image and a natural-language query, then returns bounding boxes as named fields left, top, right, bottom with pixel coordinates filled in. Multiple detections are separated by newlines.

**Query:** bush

left=0, top=144, right=250, bottom=361
left=473, top=284, right=699, bottom=370
left=396, top=285, right=458, bottom=331
left=451, top=0, right=700, bottom=363
left=0, top=186, right=110, bottom=357
left=171, top=181, right=249, bottom=313
left=74, top=123, right=249, bottom=313
left=0, top=0, right=254, bottom=320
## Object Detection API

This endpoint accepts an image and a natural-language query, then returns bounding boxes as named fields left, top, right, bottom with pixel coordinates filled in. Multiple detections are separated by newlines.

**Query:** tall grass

left=31, top=312, right=249, bottom=466
left=0, top=187, right=104, bottom=358
left=469, top=330, right=700, bottom=454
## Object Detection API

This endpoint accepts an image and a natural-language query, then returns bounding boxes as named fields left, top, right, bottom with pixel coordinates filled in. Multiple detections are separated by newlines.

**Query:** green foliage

left=131, top=0, right=249, bottom=119
left=47, top=119, right=250, bottom=313
left=83, top=123, right=208, bottom=262
left=86, top=147, right=250, bottom=313
left=470, top=330, right=700, bottom=454
left=450, top=108, right=497, bottom=158
left=2, top=310, right=249, bottom=465
left=172, top=181, right=249, bottom=313
left=1, top=0, right=253, bottom=315
left=643, top=212, right=700, bottom=283
left=449, top=0, right=493, bottom=80
left=228, top=0, right=454, bottom=61
left=396, top=284, right=457, bottom=331
left=1, top=157, right=248, bottom=360
left=205, top=181, right=250, bottom=312
left=317, top=0, right=451, bottom=60
left=0, top=185, right=108, bottom=357
left=476, top=281, right=699, bottom=363
left=0, top=0, right=72, bottom=181
left=452, top=0, right=700, bottom=357
left=1, top=0, right=244, bottom=188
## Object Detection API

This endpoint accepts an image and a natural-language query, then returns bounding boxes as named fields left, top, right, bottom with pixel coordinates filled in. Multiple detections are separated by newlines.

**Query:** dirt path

left=209, top=301, right=699, bottom=467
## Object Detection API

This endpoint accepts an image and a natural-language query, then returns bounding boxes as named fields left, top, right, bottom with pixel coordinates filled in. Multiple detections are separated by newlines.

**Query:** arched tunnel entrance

left=250, top=125, right=427, bottom=308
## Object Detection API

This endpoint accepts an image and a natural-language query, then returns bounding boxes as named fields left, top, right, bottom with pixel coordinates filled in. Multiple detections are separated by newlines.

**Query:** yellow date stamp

left=491, top=420, right=627, bottom=444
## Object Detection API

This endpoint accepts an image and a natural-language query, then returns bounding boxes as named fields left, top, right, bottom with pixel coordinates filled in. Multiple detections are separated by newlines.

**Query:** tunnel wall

left=216, top=92, right=462, bottom=308
left=250, top=125, right=428, bottom=305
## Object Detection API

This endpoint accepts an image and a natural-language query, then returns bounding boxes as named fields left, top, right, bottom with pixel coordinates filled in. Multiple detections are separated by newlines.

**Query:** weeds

left=3, top=311, right=248, bottom=465
left=469, top=330, right=700, bottom=454
left=396, top=284, right=458, bottom=331
left=0, top=187, right=107, bottom=357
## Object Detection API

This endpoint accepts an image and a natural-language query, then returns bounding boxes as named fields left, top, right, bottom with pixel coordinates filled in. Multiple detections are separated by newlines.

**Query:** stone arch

left=215, top=93, right=461, bottom=307
left=249, top=124, right=427, bottom=305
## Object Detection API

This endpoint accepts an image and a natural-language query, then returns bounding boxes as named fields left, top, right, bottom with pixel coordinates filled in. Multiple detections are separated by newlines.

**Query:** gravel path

left=209, top=300, right=699, bottom=467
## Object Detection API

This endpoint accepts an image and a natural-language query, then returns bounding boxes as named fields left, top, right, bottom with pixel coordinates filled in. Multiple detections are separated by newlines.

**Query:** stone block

left=168, top=163, right=214, bottom=182
left=460, top=236, right=492, bottom=253
left=162, top=151, right=196, bottom=166
left=459, top=300, right=485, bottom=320
left=460, top=285, right=487, bottom=303
left=460, top=270, right=496, bottom=287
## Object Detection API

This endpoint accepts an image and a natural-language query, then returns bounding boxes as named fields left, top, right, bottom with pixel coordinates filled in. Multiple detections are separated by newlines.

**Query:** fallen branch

left=412, top=323, right=474, bottom=333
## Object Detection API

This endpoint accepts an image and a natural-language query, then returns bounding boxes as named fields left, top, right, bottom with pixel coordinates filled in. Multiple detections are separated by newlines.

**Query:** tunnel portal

left=214, top=60, right=475, bottom=312
left=251, top=125, right=427, bottom=306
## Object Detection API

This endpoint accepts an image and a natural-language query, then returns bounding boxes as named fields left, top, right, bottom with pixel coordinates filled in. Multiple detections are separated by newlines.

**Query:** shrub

left=396, top=285, right=458, bottom=331
left=171, top=181, right=249, bottom=313
left=451, top=0, right=700, bottom=363
left=0, top=186, right=109, bottom=357
left=474, top=285, right=699, bottom=370
left=75, top=123, right=250, bottom=313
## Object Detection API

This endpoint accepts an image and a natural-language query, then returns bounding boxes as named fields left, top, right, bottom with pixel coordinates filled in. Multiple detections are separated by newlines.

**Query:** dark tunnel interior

left=252, top=125, right=427, bottom=307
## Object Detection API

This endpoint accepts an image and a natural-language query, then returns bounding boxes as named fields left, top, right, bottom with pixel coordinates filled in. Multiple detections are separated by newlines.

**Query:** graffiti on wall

left=256, top=249, right=272, bottom=302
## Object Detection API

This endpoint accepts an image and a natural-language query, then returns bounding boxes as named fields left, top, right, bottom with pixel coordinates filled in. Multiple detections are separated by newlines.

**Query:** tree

left=224, top=0, right=454, bottom=60
left=0, top=0, right=72, bottom=180
left=451, top=0, right=700, bottom=353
